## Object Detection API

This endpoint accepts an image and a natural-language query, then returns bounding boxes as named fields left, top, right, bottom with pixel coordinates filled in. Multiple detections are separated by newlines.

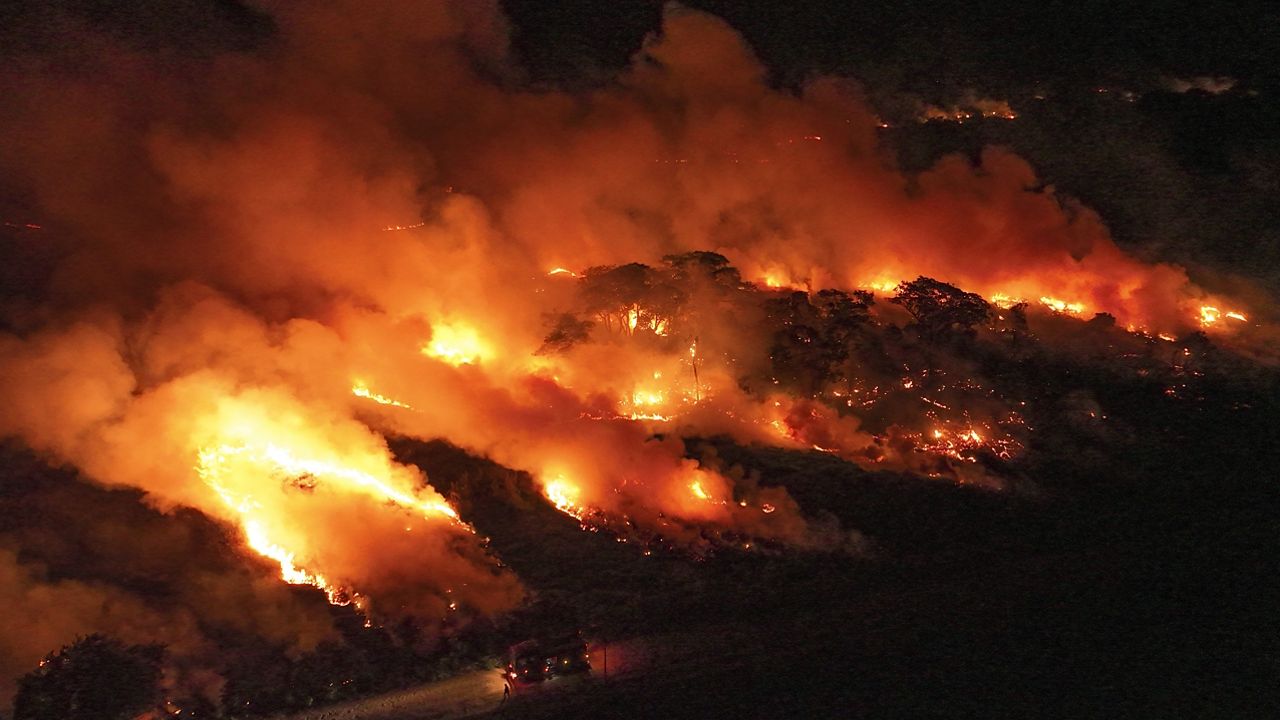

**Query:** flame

left=625, top=387, right=674, bottom=420
left=547, top=267, right=579, bottom=278
left=920, top=97, right=1017, bottom=123
left=862, top=278, right=902, bottom=294
left=351, top=382, right=413, bottom=409
left=631, top=389, right=665, bottom=407
left=1199, top=305, right=1249, bottom=327
left=543, top=474, right=587, bottom=521
left=906, top=421, right=1022, bottom=466
left=989, top=293, right=1023, bottom=309
left=1039, top=296, right=1086, bottom=314
left=760, top=271, right=803, bottom=290
left=381, top=221, right=426, bottom=232
left=689, top=480, right=710, bottom=501
left=242, top=519, right=339, bottom=596
left=422, top=323, right=490, bottom=366
left=195, top=437, right=463, bottom=604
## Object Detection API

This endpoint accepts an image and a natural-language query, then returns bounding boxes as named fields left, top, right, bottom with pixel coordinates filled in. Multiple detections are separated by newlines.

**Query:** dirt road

left=280, top=641, right=641, bottom=720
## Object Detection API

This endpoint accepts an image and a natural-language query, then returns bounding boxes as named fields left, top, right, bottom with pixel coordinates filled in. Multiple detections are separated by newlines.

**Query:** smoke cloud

left=0, top=0, right=1265, bottom=702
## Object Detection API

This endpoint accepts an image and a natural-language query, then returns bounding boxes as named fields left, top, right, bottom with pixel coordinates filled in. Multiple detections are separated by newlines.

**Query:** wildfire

left=761, top=271, right=804, bottom=290
left=618, top=372, right=702, bottom=421
left=909, top=423, right=1019, bottom=464
left=625, top=387, right=674, bottom=421
left=381, top=221, right=426, bottom=232
left=862, top=278, right=902, bottom=294
left=196, top=439, right=463, bottom=604
left=351, top=382, right=413, bottom=409
left=543, top=474, right=588, bottom=521
left=920, top=98, right=1017, bottom=123
left=421, top=323, right=490, bottom=366
left=242, top=519, right=340, bottom=598
left=1199, top=305, right=1248, bottom=327
left=547, top=267, right=579, bottom=278
left=689, top=480, right=710, bottom=501
left=921, top=106, right=973, bottom=123
left=1038, top=296, right=1086, bottom=315
left=989, top=293, right=1023, bottom=309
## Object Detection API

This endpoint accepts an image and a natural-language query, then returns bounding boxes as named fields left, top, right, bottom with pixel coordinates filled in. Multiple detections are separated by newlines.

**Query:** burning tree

left=579, top=263, right=685, bottom=337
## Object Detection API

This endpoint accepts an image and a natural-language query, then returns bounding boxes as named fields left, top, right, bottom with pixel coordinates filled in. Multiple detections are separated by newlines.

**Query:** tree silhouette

left=579, top=263, right=685, bottom=335
left=14, top=635, right=163, bottom=720
left=538, top=313, right=595, bottom=354
left=890, top=276, right=990, bottom=339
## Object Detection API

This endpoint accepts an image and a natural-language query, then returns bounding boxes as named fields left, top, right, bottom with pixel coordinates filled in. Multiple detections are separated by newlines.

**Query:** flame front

left=185, top=391, right=472, bottom=611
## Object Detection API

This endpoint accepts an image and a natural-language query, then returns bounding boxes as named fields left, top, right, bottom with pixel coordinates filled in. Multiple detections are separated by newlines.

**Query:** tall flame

left=195, top=437, right=462, bottom=605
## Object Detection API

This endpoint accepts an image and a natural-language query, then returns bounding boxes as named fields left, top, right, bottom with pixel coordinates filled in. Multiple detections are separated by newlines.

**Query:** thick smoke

left=0, top=0, right=1264, bottom=703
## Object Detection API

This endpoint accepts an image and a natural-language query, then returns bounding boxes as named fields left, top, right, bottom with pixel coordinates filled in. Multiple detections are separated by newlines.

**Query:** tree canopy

left=890, top=276, right=991, bottom=338
left=14, top=635, right=163, bottom=720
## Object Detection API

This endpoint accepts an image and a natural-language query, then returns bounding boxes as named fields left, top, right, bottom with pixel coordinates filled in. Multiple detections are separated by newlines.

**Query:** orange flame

left=421, top=323, right=490, bottom=366
left=351, top=382, right=413, bottom=409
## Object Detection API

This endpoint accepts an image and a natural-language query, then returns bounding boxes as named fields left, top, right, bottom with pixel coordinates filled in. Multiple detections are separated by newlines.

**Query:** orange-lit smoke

left=0, top=0, right=1268, bottom=692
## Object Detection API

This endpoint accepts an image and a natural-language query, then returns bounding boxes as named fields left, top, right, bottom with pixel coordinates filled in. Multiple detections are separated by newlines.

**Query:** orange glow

left=862, top=278, right=901, bottom=294
left=690, top=480, right=710, bottom=501
left=421, top=323, right=490, bottom=366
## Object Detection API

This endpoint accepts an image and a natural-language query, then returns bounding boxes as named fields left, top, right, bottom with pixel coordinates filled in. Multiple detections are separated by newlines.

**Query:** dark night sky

left=3, top=1, right=1277, bottom=85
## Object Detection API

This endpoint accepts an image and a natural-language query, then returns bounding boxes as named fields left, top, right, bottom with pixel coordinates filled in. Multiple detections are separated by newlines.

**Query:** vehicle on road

left=504, top=632, right=591, bottom=686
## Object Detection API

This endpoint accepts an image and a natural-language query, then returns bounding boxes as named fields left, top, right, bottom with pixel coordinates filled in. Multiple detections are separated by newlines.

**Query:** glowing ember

left=381, top=221, right=426, bottom=232
left=907, top=421, right=1022, bottom=464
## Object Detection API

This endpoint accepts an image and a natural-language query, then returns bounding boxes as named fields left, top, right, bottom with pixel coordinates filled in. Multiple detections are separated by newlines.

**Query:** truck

left=504, top=631, right=591, bottom=685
